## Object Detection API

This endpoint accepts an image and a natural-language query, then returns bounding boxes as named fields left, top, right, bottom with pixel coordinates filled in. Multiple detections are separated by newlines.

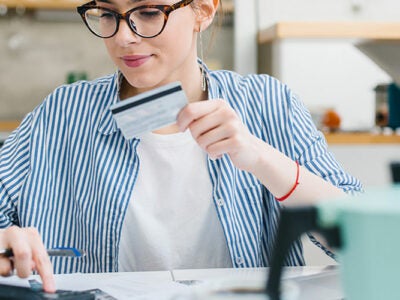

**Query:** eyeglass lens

left=84, top=7, right=167, bottom=38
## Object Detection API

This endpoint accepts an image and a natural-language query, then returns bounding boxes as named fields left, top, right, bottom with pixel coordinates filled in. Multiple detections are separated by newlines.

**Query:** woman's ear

left=195, top=0, right=219, bottom=32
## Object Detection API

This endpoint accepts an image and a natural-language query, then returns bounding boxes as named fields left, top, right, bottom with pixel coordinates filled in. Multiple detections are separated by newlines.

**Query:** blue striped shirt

left=0, top=66, right=362, bottom=274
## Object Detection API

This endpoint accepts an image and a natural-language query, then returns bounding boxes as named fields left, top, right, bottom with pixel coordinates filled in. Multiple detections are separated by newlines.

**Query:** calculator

left=0, top=283, right=116, bottom=300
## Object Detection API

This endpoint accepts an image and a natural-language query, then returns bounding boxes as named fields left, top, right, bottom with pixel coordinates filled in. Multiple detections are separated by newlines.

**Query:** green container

left=66, top=71, right=88, bottom=84
left=318, top=188, right=400, bottom=300
left=267, top=187, right=400, bottom=300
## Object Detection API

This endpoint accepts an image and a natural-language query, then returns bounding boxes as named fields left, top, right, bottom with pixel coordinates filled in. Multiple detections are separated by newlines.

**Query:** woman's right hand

left=0, top=226, right=56, bottom=292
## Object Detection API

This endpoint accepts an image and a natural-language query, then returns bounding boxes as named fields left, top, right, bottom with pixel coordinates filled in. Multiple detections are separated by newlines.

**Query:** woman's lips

left=122, top=55, right=151, bottom=68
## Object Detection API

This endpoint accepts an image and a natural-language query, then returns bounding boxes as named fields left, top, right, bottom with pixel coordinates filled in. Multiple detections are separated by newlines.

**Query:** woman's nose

left=114, top=19, right=141, bottom=46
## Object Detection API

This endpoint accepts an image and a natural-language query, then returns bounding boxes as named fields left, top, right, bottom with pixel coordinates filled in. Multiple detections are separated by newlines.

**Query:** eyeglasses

left=77, top=0, right=194, bottom=39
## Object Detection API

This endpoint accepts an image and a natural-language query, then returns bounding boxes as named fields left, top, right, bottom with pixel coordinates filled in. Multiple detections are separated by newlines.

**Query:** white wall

left=330, top=144, right=400, bottom=187
left=234, top=0, right=399, bottom=129
left=233, top=0, right=257, bottom=74
left=258, top=0, right=400, bottom=28
left=273, top=39, right=391, bottom=130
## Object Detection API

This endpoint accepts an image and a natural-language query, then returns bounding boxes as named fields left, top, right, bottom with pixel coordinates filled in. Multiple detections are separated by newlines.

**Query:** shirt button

left=236, top=257, right=244, bottom=265
left=216, top=198, right=224, bottom=207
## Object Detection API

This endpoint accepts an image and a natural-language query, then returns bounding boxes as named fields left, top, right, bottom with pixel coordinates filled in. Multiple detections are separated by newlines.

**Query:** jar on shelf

left=374, top=83, right=389, bottom=128
left=322, top=108, right=341, bottom=132
left=388, top=83, right=400, bottom=130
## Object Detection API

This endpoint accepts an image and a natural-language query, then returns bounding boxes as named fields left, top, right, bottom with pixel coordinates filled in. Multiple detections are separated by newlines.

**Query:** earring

left=199, top=26, right=207, bottom=92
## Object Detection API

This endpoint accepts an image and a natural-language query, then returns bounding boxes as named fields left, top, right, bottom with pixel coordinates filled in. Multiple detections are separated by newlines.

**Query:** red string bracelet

left=276, top=161, right=300, bottom=202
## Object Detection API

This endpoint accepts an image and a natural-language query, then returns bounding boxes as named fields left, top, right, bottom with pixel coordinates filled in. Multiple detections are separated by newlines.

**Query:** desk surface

left=0, top=266, right=343, bottom=300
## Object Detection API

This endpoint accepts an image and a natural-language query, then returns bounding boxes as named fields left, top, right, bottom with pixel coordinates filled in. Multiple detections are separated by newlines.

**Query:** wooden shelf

left=1, top=0, right=94, bottom=10
left=1, top=121, right=399, bottom=145
left=258, top=21, right=400, bottom=44
left=221, top=1, right=234, bottom=14
left=324, top=132, right=400, bottom=145
left=0, top=121, right=20, bottom=132
left=1, top=0, right=234, bottom=12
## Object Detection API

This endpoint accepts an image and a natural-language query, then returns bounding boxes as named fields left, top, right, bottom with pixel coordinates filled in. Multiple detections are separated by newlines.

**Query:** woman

left=0, top=0, right=361, bottom=292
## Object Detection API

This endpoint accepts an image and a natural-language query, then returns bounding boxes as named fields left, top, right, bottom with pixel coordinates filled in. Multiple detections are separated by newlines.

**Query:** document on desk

left=0, top=272, right=190, bottom=300
left=286, top=267, right=344, bottom=300
left=53, top=271, right=191, bottom=300
left=0, top=267, right=344, bottom=299
left=172, top=266, right=344, bottom=300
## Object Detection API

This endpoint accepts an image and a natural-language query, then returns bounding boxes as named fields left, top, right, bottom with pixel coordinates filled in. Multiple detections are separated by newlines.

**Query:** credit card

left=110, top=82, right=188, bottom=139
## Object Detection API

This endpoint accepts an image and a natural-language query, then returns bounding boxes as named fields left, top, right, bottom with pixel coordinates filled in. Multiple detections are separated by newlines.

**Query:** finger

left=33, top=252, right=56, bottom=293
left=3, top=227, right=32, bottom=278
left=187, top=109, right=225, bottom=140
left=191, top=109, right=240, bottom=143
left=207, top=139, right=234, bottom=159
left=0, top=258, right=13, bottom=277
left=177, top=101, right=221, bottom=132
left=10, top=246, right=33, bottom=278
left=4, top=227, right=55, bottom=292
left=200, top=121, right=249, bottom=161
left=0, top=232, right=13, bottom=277
left=29, top=229, right=56, bottom=293
left=196, top=123, right=232, bottom=152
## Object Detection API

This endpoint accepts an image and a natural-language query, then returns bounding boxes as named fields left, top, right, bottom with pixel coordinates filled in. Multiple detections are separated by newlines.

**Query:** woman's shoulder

left=209, top=69, right=290, bottom=91
left=208, top=69, right=293, bottom=101
left=27, top=73, right=117, bottom=130
left=50, top=73, right=116, bottom=100
left=40, top=73, right=117, bottom=112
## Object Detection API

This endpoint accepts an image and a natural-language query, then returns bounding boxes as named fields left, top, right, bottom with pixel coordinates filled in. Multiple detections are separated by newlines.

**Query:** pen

left=0, top=247, right=86, bottom=258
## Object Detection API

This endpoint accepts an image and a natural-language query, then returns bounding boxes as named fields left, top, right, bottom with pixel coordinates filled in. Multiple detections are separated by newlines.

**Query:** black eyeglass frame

left=77, top=0, right=194, bottom=39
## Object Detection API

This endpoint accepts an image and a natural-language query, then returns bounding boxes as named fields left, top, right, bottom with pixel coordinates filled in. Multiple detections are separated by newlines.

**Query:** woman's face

left=97, top=0, right=200, bottom=93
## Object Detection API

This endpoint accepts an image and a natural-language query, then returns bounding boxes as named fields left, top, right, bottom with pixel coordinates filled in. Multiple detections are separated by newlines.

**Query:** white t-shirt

left=118, top=130, right=232, bottom=271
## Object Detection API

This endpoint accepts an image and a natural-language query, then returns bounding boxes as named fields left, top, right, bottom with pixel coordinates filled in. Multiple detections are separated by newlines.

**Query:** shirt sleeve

left=288, top=91, right=363, bottom=194
left=0, top=113, right=34, bottom=228
left=286, top=89, right=363, bottom=259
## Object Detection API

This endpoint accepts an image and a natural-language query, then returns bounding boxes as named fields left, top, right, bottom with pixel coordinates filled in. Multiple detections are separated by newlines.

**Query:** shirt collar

left=97, top=71, right=121, bottom=136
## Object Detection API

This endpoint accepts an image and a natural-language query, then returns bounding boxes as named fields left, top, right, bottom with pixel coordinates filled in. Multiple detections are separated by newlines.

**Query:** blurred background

left=0, top=0, right=399, bottom=185
left=0, top=0, right=400, bottom=266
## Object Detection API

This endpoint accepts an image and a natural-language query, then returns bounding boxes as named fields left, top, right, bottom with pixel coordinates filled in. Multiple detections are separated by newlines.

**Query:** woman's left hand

left=177, top=99, right=261, bottom=171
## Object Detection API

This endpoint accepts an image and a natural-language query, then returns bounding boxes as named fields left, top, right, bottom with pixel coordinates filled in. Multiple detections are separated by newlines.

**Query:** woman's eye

left=138, top=9, right=162, bottom=19
left=100, top=12, right=115, bottom=19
